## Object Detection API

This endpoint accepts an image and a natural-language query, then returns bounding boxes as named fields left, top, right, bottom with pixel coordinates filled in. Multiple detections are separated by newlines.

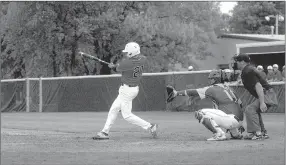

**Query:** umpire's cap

left=233, top=54, right=251, bottom=63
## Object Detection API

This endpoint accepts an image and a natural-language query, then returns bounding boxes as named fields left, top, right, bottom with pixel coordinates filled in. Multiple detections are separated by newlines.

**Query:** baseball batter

left=166, top=70, right=244, bottom=141
left=93, top=42, right=158, bottom=140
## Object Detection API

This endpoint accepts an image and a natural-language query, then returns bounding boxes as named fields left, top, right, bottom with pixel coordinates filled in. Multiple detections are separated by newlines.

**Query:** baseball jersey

left=272, top=70, right=283, bottom=81
left=266, top=72, right=275, bottom=81
left=196, top=84, right=243, bottom=121
left=116, top=54, right=147, bottom=86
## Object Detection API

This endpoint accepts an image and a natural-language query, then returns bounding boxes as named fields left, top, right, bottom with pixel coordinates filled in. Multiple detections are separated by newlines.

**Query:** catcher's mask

left=209, top=69, right=240, bottom=84
left=208, top=70, right=223, bottom=85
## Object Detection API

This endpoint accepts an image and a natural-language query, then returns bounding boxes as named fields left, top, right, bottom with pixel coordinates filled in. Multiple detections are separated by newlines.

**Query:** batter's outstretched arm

left=115, top=59, right=133, bottom=72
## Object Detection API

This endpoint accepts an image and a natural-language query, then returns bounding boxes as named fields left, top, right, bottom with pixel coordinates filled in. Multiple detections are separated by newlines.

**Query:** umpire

left=232, top=54, right=278, bottom=140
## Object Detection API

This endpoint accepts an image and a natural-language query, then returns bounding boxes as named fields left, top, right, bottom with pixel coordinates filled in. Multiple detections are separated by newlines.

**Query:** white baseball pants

left=199, top=108, right=242, bottom=136
left=102, top=84, right=152, bottom=134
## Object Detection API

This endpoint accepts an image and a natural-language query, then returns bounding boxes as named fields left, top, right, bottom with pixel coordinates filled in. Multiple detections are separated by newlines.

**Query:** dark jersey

left=196, top=84, right=243, bottom=121
left=241, top=64, right=272, bottom=98
left=258, top=71, right=267, bottom=80
left=116, top=54, right=146, bottom=86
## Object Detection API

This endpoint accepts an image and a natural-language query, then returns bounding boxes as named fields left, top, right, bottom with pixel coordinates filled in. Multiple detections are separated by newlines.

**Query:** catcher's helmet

left=208, top=69, right=222, bottom=84
left=122, top=42, right=140, bottom=58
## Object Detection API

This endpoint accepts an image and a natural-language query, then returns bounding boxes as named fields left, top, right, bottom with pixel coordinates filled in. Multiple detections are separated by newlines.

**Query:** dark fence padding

left=29, top=80, right=39, bottom=112
left=1, top=81, right=26, bottom=112
left=1, top=72, right=285, bottom=113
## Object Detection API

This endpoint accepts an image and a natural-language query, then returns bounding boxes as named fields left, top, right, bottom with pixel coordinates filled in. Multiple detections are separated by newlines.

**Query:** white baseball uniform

left=101, top=54, right=152, bottom=134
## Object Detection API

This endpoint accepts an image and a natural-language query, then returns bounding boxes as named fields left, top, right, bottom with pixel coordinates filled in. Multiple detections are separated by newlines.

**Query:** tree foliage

left=229, top=1, right=285, bottom=34
left=1, top=2, right=224, bottom=78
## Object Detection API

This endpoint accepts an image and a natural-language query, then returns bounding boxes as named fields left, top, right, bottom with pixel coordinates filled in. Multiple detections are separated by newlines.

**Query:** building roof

left=237, top=41, right=285, bottom=48
left=237, top=41, right=285, bottom=55
left=218, top=33, right=285, bottom=42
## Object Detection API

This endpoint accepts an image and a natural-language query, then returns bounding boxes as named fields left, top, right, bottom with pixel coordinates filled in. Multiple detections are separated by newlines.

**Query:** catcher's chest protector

left=210, top=85, right=236, bottom=104
left=211, top=85, right=243, bottom=121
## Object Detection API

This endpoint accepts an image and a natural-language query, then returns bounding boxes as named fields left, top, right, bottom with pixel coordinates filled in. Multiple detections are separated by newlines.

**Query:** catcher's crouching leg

left=227, top=128, right=244, bottom=139
left=195, top=110, right=227, bottom=141
left=226, top=123, right=245, bottom=140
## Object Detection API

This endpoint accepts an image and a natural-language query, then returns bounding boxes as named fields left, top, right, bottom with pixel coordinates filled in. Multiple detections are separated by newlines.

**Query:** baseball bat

left=79, top=52, right=111, bottom=65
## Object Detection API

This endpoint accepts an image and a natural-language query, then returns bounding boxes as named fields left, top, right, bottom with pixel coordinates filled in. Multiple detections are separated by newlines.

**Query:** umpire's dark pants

left=244, top=88, right=278, bottom=133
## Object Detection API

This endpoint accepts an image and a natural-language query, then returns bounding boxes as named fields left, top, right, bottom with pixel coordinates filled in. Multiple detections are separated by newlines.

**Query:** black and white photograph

left=1, top=1, right=285, bottom=165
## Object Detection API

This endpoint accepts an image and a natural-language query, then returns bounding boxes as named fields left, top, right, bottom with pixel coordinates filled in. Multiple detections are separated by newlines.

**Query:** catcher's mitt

left=166, top=85, right=177, bottom=103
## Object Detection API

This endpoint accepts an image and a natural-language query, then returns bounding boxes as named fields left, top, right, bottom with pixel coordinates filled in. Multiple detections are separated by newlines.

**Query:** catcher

left=166, top=70, right=244, bottom=141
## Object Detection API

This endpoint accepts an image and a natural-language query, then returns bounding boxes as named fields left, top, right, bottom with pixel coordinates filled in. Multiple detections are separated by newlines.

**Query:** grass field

left=1, top=111, right=285, bottom=165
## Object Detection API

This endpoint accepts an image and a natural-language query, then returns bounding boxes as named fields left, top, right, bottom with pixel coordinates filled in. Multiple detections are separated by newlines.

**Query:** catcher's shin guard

left=195, top=110, right=204, bottom=123
left=201, top=117, right=219, bottom=134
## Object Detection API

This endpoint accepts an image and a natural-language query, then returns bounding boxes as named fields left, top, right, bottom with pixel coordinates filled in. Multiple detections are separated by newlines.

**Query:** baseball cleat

left=207, top=133, right=227, bottom=141
left=92, top=131, right=109, bottom=140
left=149, top=123, right=158, bottom=138
left=243, top=132, right=263, bottom=140
left=262, top=131, right=269, bottom=139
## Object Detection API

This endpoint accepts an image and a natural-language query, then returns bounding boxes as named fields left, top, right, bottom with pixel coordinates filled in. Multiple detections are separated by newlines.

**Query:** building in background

left=234, top=34, right=285, bottom=71
left=198, top=33, right=285, bottom=70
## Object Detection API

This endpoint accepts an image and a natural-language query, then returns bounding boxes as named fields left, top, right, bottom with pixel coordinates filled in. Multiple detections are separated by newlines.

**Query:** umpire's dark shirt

left=241, top=64, right=272, bottom=98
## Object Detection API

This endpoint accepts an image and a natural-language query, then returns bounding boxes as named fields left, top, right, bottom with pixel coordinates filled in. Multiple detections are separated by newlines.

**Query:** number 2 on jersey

left=133, top=66, right=144, bottom=78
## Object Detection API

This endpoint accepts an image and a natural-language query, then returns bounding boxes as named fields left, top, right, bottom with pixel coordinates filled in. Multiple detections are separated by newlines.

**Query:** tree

left=1, top=2, right=224, bottom=78
left=229, top=1, right=285, bottom=34
left=114, top=2, right=222, bottom=72
left=2, top=2, right=96, bottom=77
left=216, top=13, right=232, bottom=33
left=78, top=2, right=150, bottom=75
left=273, top=1, right=285, bottom=34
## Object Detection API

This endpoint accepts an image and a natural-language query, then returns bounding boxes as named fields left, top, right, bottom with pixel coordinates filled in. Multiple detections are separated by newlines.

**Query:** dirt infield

left=1, top=112, right=285, bottom=165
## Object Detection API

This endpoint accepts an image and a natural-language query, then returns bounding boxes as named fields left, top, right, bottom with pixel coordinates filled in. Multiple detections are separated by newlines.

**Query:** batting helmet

left=122, top=42, right=140, bottom=58
left=208, top=70, right=222, bottom=84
